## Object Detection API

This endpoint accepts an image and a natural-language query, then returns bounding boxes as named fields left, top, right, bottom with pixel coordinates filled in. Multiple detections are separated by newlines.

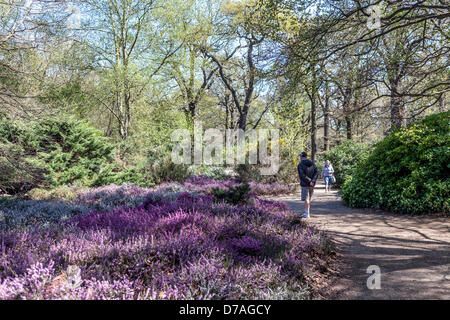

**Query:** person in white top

left=321, top=160, right=334, bottom=192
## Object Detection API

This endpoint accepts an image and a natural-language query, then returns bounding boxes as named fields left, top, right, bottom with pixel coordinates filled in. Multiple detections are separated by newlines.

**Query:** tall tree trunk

left=184, top=101, right=196, bottom=130
left=390, top=84, right=405, bottom=130
left=323, top=84, right=330, bottom=151
left=184, top=110, right=194, bottom=132
left=323, top=109, right=329, bottom=151
left=122, top=86, right=131, bottom=139
left=388, top=61, right=405, bottom=130
left=105, top=113, right=113, bottom=137
left=345, top=116, right=352, bottom=140
left=230, top=103, right=234, bottom=129
left=238, top=110, right=248, bottom=130
left=238, top=41, right=256, bottom=131
left=121, top=9, right=130, bottom=140
left=439, top=94, right=446, bottom=113
left=342, top=87, right=352, bottom=140
left=186, top=46, right=196, bottom=129
left=311, top=96, right=317, bottom=162
left=336, top=119, right=342, bottom=144
left=225, top=103, right=229, bottom=130
left=118, top=85, right=131, bottom=140
left=118, top=91, right=127, bottom=140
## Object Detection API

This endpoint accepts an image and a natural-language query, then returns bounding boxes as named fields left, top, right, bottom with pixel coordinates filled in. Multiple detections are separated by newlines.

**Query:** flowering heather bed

left=0, top=177, right=332, bottom=300
left=182, top=175, right=297, bottom=195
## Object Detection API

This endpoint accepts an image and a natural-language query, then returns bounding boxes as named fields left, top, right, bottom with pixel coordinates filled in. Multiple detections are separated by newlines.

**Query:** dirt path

left=271, top=183, right=450, bottom=300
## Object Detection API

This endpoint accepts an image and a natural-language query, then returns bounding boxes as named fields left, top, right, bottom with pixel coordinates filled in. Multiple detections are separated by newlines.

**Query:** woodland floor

left=270, top=182, right=450, bottom=300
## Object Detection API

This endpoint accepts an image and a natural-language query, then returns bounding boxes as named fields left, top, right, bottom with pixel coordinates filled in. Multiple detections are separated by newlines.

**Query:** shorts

left=324, top=176, right=333, bottom=185
left=301, top=186, right=314, bottom=201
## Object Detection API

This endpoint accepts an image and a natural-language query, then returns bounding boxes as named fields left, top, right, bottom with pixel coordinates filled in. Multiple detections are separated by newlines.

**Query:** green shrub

left=0, top=140, right=48, bottom=194
left=190, top=165, right=232, bottom=180
left=235, top=163, right=274, bottom=184
left=0, top=117, right=47, bottom=193
left=149, top=157, right=191, bottom=185
left=91, top=163, right=153, bottom=187
left=212, top=182, right=252, bottom=205
left=0, top=117, right=115, bottom=192
left=321, top=140, right=371, bottom=188
left=143, top=146, right=191, bottom=184
left=95, top=147, right=191, bottom=187
left=341, top=111, right=450, bottom=215
left=0, top=117, right=195, bottom=192
left=33, top=119, right=115, bottom=187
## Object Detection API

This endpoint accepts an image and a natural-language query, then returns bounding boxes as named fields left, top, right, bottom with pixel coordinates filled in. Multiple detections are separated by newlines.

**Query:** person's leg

left=306, top=187, right=314, bottom=216
left=305, top=197, right=310, bottom=214
left=327, top=177, right=332, bottom=191
left=301, top=187, right=308, bottom=217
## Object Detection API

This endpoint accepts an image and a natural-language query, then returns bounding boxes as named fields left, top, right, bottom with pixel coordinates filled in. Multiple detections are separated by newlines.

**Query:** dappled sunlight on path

left=270, top=182, right=450, bottom=300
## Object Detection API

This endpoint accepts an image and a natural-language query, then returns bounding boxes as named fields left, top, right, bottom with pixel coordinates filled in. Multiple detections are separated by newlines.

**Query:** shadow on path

left=270, top=183, right=450, bottom=300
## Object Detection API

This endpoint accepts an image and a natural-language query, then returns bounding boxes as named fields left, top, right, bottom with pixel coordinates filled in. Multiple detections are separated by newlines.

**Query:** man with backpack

left=297, top=152, right=319, bottom=218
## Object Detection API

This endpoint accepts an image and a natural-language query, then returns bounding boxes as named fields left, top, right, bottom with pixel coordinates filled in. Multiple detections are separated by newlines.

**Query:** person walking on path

left=297, top=152, right=318, bottom=218
left=321, top=160, right=335, bottom=193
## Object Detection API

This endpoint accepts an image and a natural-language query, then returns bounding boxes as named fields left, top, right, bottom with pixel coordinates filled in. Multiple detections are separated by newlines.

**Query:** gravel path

left=271, top=183, right=450, bottom=300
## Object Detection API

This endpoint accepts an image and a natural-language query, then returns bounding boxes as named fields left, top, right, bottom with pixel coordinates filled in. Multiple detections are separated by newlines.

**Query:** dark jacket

left=297, top=159, right=319, bottom=187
